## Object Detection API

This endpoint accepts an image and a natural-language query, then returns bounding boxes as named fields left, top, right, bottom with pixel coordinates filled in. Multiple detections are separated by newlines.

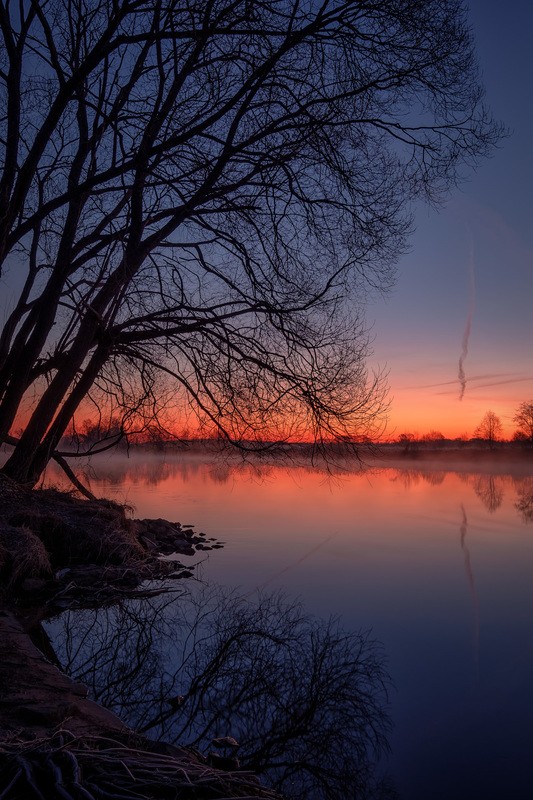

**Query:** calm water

left=43, top=453, right=533, bottom=799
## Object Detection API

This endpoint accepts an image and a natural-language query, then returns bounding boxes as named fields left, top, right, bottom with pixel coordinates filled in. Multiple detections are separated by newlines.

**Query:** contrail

left=458, top=234, right=476, bottom=400
left=458, top=319, right=472, bottom=400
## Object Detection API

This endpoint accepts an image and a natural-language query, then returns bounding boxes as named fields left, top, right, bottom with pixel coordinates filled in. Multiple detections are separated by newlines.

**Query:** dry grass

left=0, top=472, right=211, bottom=608
left=8, top=506, right=144, bottom=567
left=0, top=524, right=52, bottom=589
left=0, top=474, right=147, bottom=596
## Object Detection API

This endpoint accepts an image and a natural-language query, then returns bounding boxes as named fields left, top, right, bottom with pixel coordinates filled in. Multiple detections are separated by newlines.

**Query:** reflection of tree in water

left=389, top=469, right=420, bottom=489
left=47, top=588, right=396, bottom=799
left=208, top=462, right=233, bottom=484
left=515, top=478, right=533, bottom=523
left=420, top=470, right=446, bottom=486
left=46, top=454, right=284, bottom=490
left=389, top=468, right=445, bottom=487
left=473, top=475, right=504, bottom=513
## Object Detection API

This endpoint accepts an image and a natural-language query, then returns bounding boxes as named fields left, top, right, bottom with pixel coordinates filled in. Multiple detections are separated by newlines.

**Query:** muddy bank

left=0, top=609, right=127, bottom=739
left=0, top=474, right=282, bottom=799
left=0, top=472, right=221, bottom=610
left=0, top=611, right=281, bottom=799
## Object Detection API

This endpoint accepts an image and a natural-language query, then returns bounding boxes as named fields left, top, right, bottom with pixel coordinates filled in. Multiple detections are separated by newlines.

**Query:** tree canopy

left=474, top=410, right=503, bottom=448
left=513, top=401, right=533, bottom=445
left=0, top=0, right=501, bottom=485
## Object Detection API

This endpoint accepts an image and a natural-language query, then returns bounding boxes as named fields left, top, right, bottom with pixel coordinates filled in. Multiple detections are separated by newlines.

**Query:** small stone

left=212, top=736, right=240, bottom=749
left=176, top=570, right=194, bottom=578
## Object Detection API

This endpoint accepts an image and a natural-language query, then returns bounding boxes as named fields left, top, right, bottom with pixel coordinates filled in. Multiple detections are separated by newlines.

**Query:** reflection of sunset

left=38, top=452, right=533, bottom=800
left=42, top=454, right=533, bottom=536
left=28, top=371, right=531, bottom=446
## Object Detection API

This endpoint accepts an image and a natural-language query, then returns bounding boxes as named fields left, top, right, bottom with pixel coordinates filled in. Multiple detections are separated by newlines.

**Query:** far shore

left=3, top=440, right=529, bottom=485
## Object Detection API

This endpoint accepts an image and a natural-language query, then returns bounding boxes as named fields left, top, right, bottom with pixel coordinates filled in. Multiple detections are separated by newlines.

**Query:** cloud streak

left=434, top=375, right=533, bottom=396
left=404, top=372, right=523, bottom=391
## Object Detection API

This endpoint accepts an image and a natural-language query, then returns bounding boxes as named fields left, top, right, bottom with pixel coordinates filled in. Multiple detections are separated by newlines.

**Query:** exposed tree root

left=0, top=731, right=282, bottom=799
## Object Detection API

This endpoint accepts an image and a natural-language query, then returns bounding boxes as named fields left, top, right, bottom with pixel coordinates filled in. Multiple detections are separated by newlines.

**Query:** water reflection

left=472, top=475, right=504, bottom=513
left=50, top=452, right=281, bottom=488
left=515, top=477, right=533, bottom=523
left=459, top=505, right=480, bottom=681
left=41, top=453, right=533, bottom=528
left=46, top=587, right=397, bottom=800
left=35, top=453, right=533, bottom=798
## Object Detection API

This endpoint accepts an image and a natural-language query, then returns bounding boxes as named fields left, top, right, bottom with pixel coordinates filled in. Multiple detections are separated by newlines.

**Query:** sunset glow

left=382, top=376, right=533, bottom=440
left=1, top=2, right=533, bottom=800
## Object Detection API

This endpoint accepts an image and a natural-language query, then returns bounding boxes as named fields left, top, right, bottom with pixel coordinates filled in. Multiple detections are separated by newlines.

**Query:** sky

left=369, top=0, right=533, bottom=440
left=1, top=0, right=530, bottom=444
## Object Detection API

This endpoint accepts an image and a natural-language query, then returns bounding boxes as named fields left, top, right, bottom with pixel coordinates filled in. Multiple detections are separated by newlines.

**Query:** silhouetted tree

left=398, top=432, right=418, bottom=455
left=513, top=401, right=533, bottom=446
left=421, top=431, right=445, bottom=443
left=474, top=411, right=503, bottom=450
left=68, top=415, right=125, bottom=448
left=0, top=0, right=502, bottom=486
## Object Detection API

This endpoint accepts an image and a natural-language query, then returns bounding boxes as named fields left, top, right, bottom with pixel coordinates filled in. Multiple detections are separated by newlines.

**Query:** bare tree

left=398, top=432, right=418, bottom=455
left=0, top=0, right=502, bottom=486
left=513, top=401, right=533, bottom=446
left=420, top=430, right=445, bottom=448
left=473, top=410, right=503, bottom=449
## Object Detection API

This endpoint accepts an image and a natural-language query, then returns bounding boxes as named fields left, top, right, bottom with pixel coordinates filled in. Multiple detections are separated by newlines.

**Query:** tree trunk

left=0, top=276, right=75, bottom=442
left=1, top=342, right=108, bottom=485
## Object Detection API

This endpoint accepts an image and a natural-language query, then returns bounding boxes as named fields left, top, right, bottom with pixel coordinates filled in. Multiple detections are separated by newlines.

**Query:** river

left=42, top=451, right=533, bottom=800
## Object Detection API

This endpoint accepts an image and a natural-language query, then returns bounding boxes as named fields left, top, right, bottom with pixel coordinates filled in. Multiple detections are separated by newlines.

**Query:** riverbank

left=0, top=472, right=221, bottom=609
left=0, top=474, right=281, bottom=799
left=0, top=611, right=281, bottom=799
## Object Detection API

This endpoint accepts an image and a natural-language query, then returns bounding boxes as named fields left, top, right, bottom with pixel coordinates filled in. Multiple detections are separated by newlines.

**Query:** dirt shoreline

left=0, top=474, right=281, bottom=798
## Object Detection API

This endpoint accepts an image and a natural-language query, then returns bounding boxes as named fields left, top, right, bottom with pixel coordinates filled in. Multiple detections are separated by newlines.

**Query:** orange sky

left=383, top=381, right=528, bottom=441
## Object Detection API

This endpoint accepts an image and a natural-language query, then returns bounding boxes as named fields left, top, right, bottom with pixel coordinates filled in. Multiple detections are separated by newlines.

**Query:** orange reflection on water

left=40, top=453, right=533, bottom=800
left=41, top=453, right=533, bottom=555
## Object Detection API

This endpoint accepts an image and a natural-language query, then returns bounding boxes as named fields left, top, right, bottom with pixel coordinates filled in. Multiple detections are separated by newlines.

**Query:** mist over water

left=40, top=451, right=533, bottom=800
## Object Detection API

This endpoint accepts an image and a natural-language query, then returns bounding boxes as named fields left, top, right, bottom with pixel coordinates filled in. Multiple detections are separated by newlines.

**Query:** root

left=0, top=732, right=282, bottom=799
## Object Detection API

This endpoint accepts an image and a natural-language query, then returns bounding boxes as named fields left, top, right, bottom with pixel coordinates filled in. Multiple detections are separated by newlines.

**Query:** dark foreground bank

left=0, top=474, right=281, bottom=799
